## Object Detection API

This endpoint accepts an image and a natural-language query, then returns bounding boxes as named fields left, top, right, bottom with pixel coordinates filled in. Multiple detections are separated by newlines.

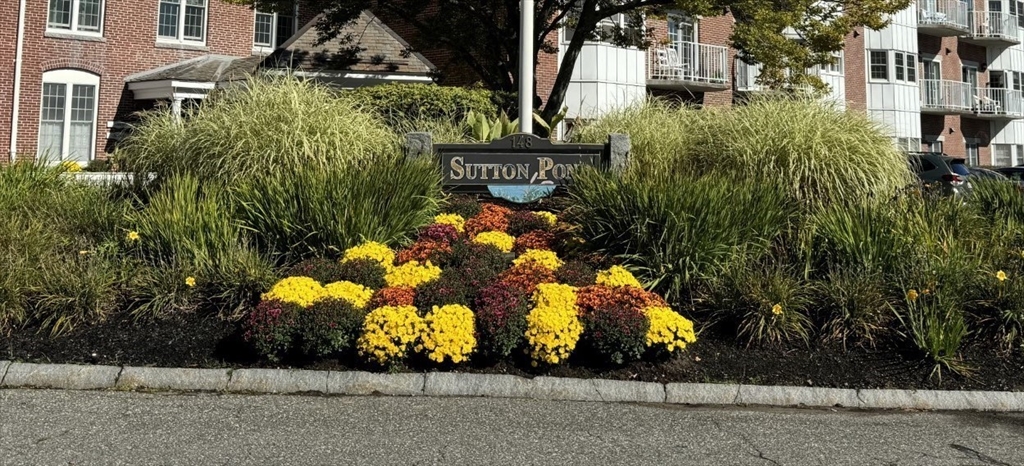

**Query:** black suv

left=907, top=152, right=972, bottom=196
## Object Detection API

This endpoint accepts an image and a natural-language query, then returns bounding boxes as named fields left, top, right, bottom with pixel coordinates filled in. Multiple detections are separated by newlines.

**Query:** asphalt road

left=1, top=389, right=1022, bottom=466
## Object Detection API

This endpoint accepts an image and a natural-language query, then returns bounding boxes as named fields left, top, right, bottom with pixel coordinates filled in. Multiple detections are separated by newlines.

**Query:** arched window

left=38, top=69, right=100, bottom=163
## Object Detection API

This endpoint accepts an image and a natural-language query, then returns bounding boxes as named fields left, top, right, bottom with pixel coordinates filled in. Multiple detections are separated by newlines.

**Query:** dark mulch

left=4, top=312, right=1024, bottom=392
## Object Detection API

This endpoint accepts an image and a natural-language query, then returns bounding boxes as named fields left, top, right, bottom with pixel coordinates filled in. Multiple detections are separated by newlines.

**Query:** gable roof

left=267, top=10, right=435, bottom=76
left=125, top=55, right=263, bottom=84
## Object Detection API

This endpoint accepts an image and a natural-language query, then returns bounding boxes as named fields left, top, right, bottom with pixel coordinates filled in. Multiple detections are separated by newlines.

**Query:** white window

left=828, top=51, right=844, bottom=74
left=254, top=8, right=296, bottom=50
left=869, top=50, right=888, bottom=80
left=994, top=144, right=1013, bottom=166
left=47, top=0, right=103, bottom=35
left=894, top=52, right=916, bottom=82
left=158, top=0, right=207, bottom=44
left=966, top=142, right=980, bottom=166
left=37, top=70, right=100, bottom=163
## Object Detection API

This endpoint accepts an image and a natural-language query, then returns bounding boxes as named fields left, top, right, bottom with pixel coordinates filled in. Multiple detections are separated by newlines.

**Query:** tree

left=229, top=0, right=911, bottom=124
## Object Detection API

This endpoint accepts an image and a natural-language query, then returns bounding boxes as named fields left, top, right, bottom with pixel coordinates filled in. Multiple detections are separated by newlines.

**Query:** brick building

left=1, top=1, right=434, bottom=164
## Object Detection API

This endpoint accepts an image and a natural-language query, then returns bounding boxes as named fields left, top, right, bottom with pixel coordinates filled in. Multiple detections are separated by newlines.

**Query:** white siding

left=559, top=40, right=646, bottom=120
left=864, top=6, right=922, bottom=141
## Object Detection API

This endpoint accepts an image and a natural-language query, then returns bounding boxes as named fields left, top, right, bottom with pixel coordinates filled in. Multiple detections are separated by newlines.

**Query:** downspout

left=10, top=0, right=27, bottom=162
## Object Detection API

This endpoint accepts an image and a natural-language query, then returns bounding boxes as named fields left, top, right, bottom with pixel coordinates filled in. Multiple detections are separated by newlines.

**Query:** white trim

left=252, top=6, right=297, bottom=52
left=284, top=70, right=435, bottom=83
left=38, top=69, right=101, bottom=163
left=155, top=0, right=209, bottom=46
left=127, top=79, right=216, bottom=100
left=867, top=49, right=890, bottom=82
left=46, top=0, right=105, bottom=37
left=10, top=0, right=26, bottom=161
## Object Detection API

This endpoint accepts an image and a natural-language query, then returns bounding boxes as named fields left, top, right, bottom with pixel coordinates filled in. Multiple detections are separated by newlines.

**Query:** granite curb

left=1, top=362, right=1022, bottom=412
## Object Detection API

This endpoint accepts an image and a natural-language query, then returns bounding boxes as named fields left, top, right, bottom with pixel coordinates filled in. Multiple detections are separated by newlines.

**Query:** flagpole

left=519, top=0, right=534, bottom=134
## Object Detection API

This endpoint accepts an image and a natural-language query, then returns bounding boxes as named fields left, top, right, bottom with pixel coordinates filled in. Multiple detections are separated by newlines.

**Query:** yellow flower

left=126, top=231, right=140, bottom=242
left=473, top=231, right=515, bottom=253
left=532, top=211, right=558, bottom=227
left=643, top=306, right=697, bottom=352
left=906, top=289, right=919, bottom=302
left=420, top=304, right=476, bottom=364
left=342, top=241, right=395, bottom=270
left=185, top=276, right=196, bottom=287
left=771, top=303, right=783, bottom=316
left=78, top=250, right=91, bottom=256
left=385, top=261, right=442, bottom=288
left=596, top=265, right=643, bottom=288
left=997, top=270, right=1008, bottom=282
left=357, top=305, right=425, bottom=365
left=260, top=276, right=325, bottom=308
left=60, top=160, right=82, bottom=172
left=433, top=213, right=466, bottom=233
left=513, top=249, right=564, bottom=271
left=323, top=281, right=374, bottom=309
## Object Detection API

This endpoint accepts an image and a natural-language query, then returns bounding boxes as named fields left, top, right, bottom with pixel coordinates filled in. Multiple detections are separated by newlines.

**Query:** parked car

left=967, top=166, right=1010, bottom=180
left=907, top=152, right=972, bottom=196
left=994, top=166, right=1024, bottom=182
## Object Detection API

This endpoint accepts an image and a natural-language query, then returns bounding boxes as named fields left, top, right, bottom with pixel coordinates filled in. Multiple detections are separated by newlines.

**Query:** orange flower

left=396, top=240, right=452, bottom=265
left=465, top=203, right=512, bottom=237
left=576, top=285, right=665, bottom=316
left=497, top=262, right=557, bottom=295
left=370, top=286, right=417, bottom=308
left=513, top=230, right=556, bottom=253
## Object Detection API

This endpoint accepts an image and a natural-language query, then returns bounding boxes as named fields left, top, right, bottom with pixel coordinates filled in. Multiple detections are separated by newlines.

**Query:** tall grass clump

left=570, top=169, right=795, bottom=305
left=117, top=75, right=396, bottom=184
left=573, top=96, right=914, bottom=211
left=127, top=175, right=274, bottom=317
left=0, top=162, right=129, bottom=335
left=232, top=157, right=442, bottom=263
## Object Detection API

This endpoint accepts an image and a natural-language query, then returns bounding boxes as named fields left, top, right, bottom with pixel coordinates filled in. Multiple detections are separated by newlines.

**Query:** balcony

left=961, top=11, right=1021, bottom=45
left=918, top=0, right=971, bottom=36
left=647, top=42, right=729, bottom=92
left=919, top=79, right=973, bottom=114
left=967, top=87, right=1024, bottom=119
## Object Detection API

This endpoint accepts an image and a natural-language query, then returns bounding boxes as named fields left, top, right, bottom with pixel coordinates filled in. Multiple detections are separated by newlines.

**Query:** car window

left=920, top=159, right=937, bottom=171
left=948, top=160, right=970, bottom=176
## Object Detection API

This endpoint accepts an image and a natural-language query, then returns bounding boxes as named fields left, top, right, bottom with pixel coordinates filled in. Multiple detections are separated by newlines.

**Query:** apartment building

left=1, top=1, right=434, bottom=164
left=544, top=0, right=1024, bottom=166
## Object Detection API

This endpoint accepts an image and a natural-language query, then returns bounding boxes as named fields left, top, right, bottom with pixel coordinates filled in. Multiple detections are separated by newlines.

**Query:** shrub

left=285, top=258, right=348, bottom=284
left=344, top=83, right=497, bottom=123
left=805, top=199, right=922, bottom=276
left=474, top=283, right=530, bottom=358
left=242, top=299, right=301, bottom=362
left=442, top=194, right=482, bottom=219
left=818, top=268, right=894, bottom=347
left=357, top=305, right=425, bottom=366
left=555, top=260, right=597, bottom=287
left=414, top=274, right=471, bottom=310
left=576, top=285, right=666, bottom=315
left=514, top=230, right=556, bottom=253
left=296, top=298, right=366, bottom=358
left=891, top=289, right=970, bottom=379
left=342, top=242, right=397, bottom=271
left=118, top=75, right=396, bottom=185
left=334, top=258, right=389, bottom=290
left=571, top=170, right=794, bottom=305
left=323, top=281, right=374, bottom=309
left=644, top=306, right=697, bottom=353
left=581, top=301, right=650, bottom=365
left=370, top=286, right=417, bottom=308
left=513, top=249, right=563, bottom=271
left=525, top=284, right=583, bottom=365
left=261, top=277, right=325, bottom=308
left=703, top=263, right=814, bottom=346
left=573, top=97, right=913, bottom=210
left=472, top=231, right=515, bottom=253
left=419, top=223, right=461, bottom=243
left=232, top=159, right=442, bottom=263
left=385, top=261, right=443, bottom=288
left=465, top=204, right=512, bottom=236
left=507, top=210, right=550, bottom=237
left=396, top=239, right=452, bottom=265
left=420, top=304, right=477, bottom=364
left=498, top=262, right=557, bottom=295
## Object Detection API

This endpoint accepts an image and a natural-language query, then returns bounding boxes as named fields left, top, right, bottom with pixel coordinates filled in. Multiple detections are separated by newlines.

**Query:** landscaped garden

left=3, top=76, right=1024, bottom=391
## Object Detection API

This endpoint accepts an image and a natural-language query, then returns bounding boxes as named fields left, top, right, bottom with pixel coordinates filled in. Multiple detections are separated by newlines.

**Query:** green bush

left=703, top=263, right=814, bottom=346
left=0, top=163, right=129, bottom=335
left=345, top=83, right=497, bottom=123
left=128, top=175, right=275, bottom=317
left=892, top=289, right=969, bottom=379
left=573, top=97, right=914, bottom=211
left=817, top=268, right=894, bottom=347
left=581, top=303, right=650, bottom=365
left=231, top=158, right=442, bottom=263
left=570, top=170, right=795, bottom=305
left=296, top=298, right=366, bottom=358
left=117, top=75, right=397, bottom=185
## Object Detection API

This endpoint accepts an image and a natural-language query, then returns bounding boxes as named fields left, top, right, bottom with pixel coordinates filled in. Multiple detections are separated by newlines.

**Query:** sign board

left=435, top=133, right=608, bottom=188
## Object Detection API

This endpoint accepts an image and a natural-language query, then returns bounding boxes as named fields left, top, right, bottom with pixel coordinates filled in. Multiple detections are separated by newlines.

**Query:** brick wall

left=0, top=1, right=18, bottom=162
left=844, top=28, right=866, bottom=112
left=11, top=0, right=255, bottom=161
left=699, top=14, right=734, bottom=107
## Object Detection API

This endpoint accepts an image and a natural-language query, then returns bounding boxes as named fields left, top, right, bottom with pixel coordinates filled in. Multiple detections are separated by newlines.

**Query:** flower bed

left=242, top=203, right=696, bottom=367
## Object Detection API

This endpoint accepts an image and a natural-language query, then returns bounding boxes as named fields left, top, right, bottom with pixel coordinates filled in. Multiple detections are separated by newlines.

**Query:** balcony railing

left=966, top=10, right=1021, bottom=44
left=975, top=87, right=1024, bottom=118
left=919, top=79, right=973, bottom=113
left=647, top=41, right=729, bottom=91
left=918, top=0, right=971, bottom=35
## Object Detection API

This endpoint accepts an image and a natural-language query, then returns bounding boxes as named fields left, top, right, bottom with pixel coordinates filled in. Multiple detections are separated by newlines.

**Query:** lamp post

left=519, top=0, right=534, bottom=134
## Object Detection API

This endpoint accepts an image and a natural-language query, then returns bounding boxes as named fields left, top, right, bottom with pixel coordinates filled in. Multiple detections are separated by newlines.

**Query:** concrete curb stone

left=665, top=383, right=741, bottom=405
left=327, top=371, right=424, bottom=396
left=0, top=361, right=11, bottom=385
left=424, top=372, right=533, bottom=398
left=736, top=385, right=861, bottom=408
left=226, top=368, right=328, bottom=394
left=856, top=389, right=1024, bottom=412
left=532, top=376, right=665, bottom=403
left=116, top=367, right=230, bottom=392
left=1, top=363, right=119, bottom=390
